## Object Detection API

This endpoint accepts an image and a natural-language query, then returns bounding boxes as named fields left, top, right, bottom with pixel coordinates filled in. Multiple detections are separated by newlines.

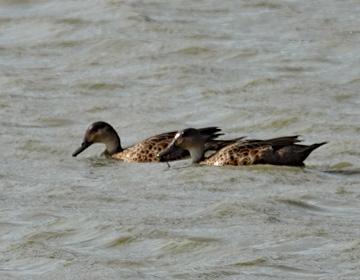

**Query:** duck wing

left=125, top=127, right=225, bottom=162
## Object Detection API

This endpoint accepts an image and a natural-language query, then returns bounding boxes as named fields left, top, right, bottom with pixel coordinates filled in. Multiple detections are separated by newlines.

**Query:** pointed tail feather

left=301, top=142, right=327, bottom=161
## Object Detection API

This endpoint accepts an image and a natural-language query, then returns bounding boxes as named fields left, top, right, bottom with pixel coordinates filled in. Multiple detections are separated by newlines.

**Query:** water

left=1, top=0, right=360, bottom=279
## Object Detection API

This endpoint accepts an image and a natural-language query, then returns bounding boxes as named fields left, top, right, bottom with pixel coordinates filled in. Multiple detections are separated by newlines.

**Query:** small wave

left=346, top=77, right=360, bottom=85
left=56, top=18, right=92, bottom=26
left=341, top=239, right=360, bottom=253
left=25, top=230, right=77, bottom=243
left=325, top=169, right=360, bottom=176
left=230, top=257, right=327, bottom=276
left=104, top=235, right=133, bottom=248
left=0, top=258, right=64, bottom=276
left=201, top=201, right=251, bottom=219
left=276, top=198, right=326, bottom=212
left=323, top=162, right=360, bottom=176
left=86, top=157, right=119, bottom=168
left=172, top=269, right=241, bottom=279
left=37, top=117, right=74, bottom=127
left=173, top=46, right=216, bottom=56
left=221, top=49, right=258, bottom=60
left=19, top=139, right=63, bottom=156
left=231, top=257, right=267, bottom=267
left=85, top=105, right=110, bottom=113
left=160, top=236, right=220, bottom=254
left=274, top=65, right=314, bottom=73
left=268, top=263, right=327, bottom=276
left=243, top=2, right=282, bottom=9
left=197, top=200, right=279, bottom=220
left=242, top=78, right=279, bottom=91
left=75, top=82, right=125, bottom=91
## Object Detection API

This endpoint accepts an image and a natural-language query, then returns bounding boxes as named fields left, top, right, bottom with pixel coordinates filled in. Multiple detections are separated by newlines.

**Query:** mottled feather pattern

left=112, top=127, right=228, bottom=162
left=202, top=142, right=273, bottom=166
left=201, top=136, right=326, bottom=166
left=112, top=131, right=180, bottom=162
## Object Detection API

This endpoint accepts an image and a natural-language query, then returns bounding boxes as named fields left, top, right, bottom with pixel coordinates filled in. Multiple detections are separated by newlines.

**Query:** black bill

left=72, top=141, right=91, bottom=157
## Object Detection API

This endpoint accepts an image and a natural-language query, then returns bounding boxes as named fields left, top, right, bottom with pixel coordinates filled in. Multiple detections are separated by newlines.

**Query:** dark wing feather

left=141, top=131, right=178, bottom=143
left=262, top=135, right=301, bottom=146
left=205, top=137, right=246, bottom=151
left=142, top=127, right=224, bottom=143
left=234, top=136, right=301, bottom=150
left=197, top=127, right=224, bottom=140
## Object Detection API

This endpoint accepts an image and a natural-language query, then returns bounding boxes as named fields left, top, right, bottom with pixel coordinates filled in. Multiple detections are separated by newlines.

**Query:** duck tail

left=301, top=142, right=327, bottom=160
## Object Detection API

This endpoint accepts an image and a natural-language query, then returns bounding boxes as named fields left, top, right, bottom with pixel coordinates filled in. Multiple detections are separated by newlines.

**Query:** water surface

left=1, top=0, right=360, bottom=279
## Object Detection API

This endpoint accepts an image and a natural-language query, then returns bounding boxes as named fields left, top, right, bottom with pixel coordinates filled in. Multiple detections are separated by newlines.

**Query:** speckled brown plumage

left=157, top=129, right=326, bottom=167
left=203, top=137, right=326, bottom=166
left=111, top=131, right=186, bottom=162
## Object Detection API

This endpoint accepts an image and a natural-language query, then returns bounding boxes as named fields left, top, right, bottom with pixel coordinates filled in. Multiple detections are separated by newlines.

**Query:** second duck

left=157, top=128, right=326, bottom=166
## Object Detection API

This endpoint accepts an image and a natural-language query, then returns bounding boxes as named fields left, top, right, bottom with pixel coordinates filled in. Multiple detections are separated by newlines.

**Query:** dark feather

left=205, top=137, right=245, bottom=151
left=198, top=127, right=224, bottom=140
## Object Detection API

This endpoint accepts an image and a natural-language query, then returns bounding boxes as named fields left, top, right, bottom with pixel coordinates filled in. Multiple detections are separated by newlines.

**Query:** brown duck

left=72, top=122, right=238, bottom=162
left=157, top=128, right=326, bottom=166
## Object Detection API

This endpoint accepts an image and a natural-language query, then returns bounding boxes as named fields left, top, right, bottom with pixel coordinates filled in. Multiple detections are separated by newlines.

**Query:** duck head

left=72, top=121, right=122, bottom=157
left=157, top=128, right=207, bottom=163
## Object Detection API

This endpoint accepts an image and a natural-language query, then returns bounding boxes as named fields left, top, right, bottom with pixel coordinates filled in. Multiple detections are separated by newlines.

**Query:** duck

left=72, top=121, right=239, bottom=162
left=157, top=128, right=326, bottom=166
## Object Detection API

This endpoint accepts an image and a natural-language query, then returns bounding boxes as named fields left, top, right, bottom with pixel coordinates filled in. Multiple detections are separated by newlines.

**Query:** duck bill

left=157, top=142, right=178, bottom=162
left=72, top=141, right=91, bottom=157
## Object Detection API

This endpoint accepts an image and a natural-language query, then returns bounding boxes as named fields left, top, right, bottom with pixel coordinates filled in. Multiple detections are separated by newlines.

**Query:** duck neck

left=103, top=131, right=123, bottom=155
left=188, top=144, right=205, bottom=163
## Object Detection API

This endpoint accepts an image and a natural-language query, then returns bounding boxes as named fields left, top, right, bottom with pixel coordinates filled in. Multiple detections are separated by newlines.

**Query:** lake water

left=1, top=0, right=360, bottom=279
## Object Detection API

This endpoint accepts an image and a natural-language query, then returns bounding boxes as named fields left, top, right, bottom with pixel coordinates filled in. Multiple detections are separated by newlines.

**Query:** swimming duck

left=72, top=122, right=238, bottom=162
left=157, top=128, right=326, bottom=166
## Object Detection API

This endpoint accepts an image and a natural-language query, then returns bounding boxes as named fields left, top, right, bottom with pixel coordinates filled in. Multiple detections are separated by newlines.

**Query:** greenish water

left=0, top=0, right=359, bottom=279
